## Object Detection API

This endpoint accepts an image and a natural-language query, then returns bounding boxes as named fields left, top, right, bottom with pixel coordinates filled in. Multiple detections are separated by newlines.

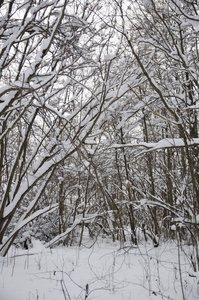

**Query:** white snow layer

left=0, top=238, right=198, bottom=300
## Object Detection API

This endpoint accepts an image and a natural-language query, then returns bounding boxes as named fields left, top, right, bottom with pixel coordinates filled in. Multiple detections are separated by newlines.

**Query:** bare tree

left=0, top=0, right=124, bottom=255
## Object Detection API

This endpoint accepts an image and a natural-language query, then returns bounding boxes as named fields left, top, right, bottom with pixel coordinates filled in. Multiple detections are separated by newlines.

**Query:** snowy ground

left=0, top=237, right=198, bottom=300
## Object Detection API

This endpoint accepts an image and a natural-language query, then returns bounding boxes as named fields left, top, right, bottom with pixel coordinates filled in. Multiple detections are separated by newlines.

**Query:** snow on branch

left=0, top=204, right=58, bottom=256
left=110, top=138, right=199, bottom=156
left=46, top=213, right=99, bottom=248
